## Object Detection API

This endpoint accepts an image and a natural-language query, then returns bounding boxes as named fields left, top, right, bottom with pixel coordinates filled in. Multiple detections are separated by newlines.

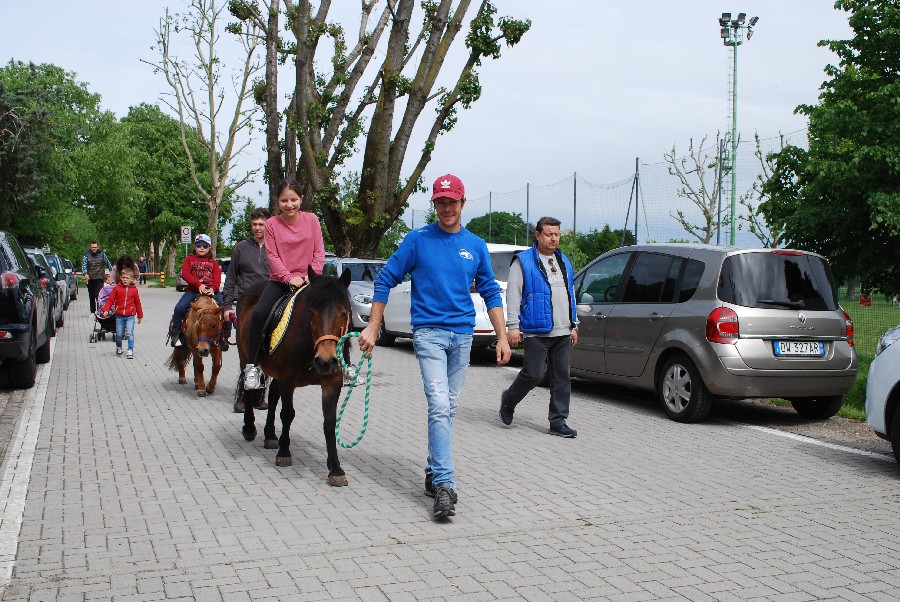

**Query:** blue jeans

left=115, top=315, right=135, bottom=351
left=413, top=328, right=473, bottom=490
left=171, top=291, right=225, bottom=336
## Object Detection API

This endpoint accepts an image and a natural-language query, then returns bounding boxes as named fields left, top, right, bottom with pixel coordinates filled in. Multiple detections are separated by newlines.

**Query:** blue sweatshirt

left=373, top=224, right=501, bottom=334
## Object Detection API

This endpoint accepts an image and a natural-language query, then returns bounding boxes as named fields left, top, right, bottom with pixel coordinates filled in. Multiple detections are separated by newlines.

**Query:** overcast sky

left=2, top=0, right=853, bottom=224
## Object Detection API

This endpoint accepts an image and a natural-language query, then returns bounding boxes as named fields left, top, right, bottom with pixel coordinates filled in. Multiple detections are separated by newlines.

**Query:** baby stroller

left=89, top=283, right=117, bottom=343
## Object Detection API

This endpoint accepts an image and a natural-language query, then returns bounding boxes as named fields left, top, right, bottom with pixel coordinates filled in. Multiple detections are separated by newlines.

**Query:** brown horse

left=237, top=269, right=352, bottom=486
left=166, top=295, right=224, bottom=397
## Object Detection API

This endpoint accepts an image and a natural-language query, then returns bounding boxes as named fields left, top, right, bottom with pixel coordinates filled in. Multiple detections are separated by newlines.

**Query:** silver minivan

left=571, top=244, right=858, bottom=422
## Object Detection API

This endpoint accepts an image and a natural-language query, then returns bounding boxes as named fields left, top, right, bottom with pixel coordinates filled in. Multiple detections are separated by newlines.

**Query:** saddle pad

left=268, top=283, right=307, bottom=354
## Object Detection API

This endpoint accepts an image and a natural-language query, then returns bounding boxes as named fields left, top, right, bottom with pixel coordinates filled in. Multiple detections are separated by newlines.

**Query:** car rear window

left=718, top=252, right=838, bottom=311
left=490, top=252, right=518, bottom=281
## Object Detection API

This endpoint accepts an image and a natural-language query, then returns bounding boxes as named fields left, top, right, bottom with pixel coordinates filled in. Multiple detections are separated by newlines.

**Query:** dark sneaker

left=424, top=473, right=435, bottom=498
left=549, top=423, right=577, bottom=438
left=499, top=392, right=514, bottom=425
left=115, top=348, right=123, bottom=357
left=433, top=483, right=457, bottom=519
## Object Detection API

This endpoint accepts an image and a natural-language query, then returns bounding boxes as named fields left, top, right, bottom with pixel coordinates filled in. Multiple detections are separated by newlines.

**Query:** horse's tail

left=166, top=345, right=191, bottom=371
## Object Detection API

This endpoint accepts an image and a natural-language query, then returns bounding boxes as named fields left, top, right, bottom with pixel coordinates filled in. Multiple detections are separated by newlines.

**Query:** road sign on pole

left=180, top=226, right=192, bottom=244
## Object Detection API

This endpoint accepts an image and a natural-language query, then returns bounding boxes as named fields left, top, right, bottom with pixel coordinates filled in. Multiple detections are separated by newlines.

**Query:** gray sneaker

left=244, top=364, right=264, bottom=390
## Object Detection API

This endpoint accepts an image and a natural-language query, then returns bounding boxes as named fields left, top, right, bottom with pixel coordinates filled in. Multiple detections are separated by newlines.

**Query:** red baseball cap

left=431, top=174, right=465, bottom=201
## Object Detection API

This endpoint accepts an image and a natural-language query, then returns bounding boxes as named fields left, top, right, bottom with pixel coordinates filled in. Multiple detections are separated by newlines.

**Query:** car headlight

left=875, top=325, right=900, bottom=356
left=352, top=293, right=373, bottom=305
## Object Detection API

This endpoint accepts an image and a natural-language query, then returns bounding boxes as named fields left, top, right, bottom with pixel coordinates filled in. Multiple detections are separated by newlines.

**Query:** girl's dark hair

left=116, top=255, right=135, bottom=270
left=275, top=178, right=303, bottom=199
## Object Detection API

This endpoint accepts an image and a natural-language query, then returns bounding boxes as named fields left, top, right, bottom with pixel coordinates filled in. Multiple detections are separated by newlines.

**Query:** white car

left=380, top=243, right=529, bottom=347
left=865, top=325, right=900, bottom=465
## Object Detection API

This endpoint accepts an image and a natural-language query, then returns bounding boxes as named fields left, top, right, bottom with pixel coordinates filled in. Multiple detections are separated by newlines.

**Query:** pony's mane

left=303, top=275, right=350, bottom=308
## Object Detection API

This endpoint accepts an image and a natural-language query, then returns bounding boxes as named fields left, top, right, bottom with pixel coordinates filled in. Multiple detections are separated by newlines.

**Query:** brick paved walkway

left=1, top=286, right=899, bottom=600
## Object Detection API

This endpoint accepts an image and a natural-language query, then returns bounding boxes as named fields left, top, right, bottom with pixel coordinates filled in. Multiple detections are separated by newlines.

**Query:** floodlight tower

left=719, top=12, right=758, bottom=245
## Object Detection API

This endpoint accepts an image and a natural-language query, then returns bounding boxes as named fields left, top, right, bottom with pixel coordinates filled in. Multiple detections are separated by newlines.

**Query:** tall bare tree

left=664, top=134, right=725, bottom=244
left=233, top=1, right=529, bottom=256
left=147, top=0, right=263, bottom=250
left=738, top=132, right=785, bottom=248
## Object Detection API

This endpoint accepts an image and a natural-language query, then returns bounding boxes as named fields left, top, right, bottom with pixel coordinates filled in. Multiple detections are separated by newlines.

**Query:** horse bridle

left=193, top=308, right=224, bottom=347
left=313, top=312, right=350, bottom=351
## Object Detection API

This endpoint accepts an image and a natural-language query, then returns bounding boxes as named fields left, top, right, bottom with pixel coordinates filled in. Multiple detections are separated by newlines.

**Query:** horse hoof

left=242, top=428, right=256, bottom=441
left=328, top=475, right=349, bottom=487
left=197, top=390, right=206, bottom=397
left=264, top=438, right=278, bottom=449
left=233, top=401, right=245, bottom=413
left=206, top=387, right=215, bottom=395
left=179, top=378, right=187, bottom=385
left=275, top=456, right=292, bottom=467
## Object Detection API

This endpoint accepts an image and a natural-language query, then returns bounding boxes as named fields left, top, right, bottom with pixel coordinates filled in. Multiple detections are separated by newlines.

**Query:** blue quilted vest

left=517, top=246, right=577, bottom=334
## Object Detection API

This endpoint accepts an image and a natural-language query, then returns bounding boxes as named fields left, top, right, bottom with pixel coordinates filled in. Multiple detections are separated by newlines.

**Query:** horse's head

left=306, top=268, right=352, bottom=375
left=189, top=296, right=224, bottom=357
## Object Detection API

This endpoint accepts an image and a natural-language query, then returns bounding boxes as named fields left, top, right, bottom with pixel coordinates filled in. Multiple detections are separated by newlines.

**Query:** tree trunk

left=264, top=3, right=283, bottom=206
left=165, top=242, right=177, bottom=279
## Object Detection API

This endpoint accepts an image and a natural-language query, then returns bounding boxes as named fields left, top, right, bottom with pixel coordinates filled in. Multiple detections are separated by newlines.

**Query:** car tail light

left=843, top=309, right=854, bottom=347
left=2, top=271, right=19, bottom=289
left=771, top=249, right=803, bottom=256
left=706, top=307, right=739, bottom=344
left=40, top=277, right=49, bottom=288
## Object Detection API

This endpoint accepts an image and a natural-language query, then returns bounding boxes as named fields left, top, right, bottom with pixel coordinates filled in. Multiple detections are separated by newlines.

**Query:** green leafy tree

left=577, top=225, right=635, bottom=260
left=761, top=0, right=900, bottom=294
left=116, top=104, right=212, bottom=274
left=236, top=1, right=530, bottom=257
left=0, top=61, right=107, bottom=246
left=465, top=211, right=531, bottom=244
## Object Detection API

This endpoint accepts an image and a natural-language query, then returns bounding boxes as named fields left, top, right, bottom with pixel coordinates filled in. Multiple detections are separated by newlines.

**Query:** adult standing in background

left=358, top=173, right=512, bottom=520
left=224, top=207, right=271, bottom=411
left=499, top=216, right=579, bottom=438
left=81, top=241, right=112, bottom=314
left=137, top=256, right=149, bottom=285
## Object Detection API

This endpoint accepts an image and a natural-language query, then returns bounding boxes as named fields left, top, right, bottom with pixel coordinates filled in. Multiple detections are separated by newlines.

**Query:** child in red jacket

left=102, top=268, right=144, bottom=358
left=168, top=233, right=223, bottom=347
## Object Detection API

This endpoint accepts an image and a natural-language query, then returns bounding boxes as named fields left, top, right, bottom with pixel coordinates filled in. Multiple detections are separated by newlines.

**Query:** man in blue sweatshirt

left=358, top=173, right=511, bottom=520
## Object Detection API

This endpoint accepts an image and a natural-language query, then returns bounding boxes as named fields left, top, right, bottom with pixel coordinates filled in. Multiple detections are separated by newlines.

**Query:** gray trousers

left=503, top=334, right=572, bottom=426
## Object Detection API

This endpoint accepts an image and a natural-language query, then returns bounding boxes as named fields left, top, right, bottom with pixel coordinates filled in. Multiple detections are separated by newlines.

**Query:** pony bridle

left=194, top=309, right=224, bottom=347
left=313, top=313, right=350, bottom=351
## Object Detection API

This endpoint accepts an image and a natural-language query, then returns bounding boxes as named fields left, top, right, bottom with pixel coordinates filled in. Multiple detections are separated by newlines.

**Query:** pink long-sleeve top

left=265, top=212, right=325, bottom=284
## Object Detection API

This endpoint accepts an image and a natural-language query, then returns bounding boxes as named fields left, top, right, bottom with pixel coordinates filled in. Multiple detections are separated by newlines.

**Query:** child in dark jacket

left=102, top=268, right=144, bottom=358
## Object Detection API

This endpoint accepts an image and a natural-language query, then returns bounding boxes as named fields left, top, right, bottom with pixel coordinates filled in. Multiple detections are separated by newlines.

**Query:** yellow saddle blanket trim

left=268, top=283, right=307, bottom=354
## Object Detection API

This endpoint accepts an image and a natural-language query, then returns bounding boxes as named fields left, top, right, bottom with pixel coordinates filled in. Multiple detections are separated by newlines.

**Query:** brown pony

left=166, top=295, right=224, bottom=397
left=237, top=269, right=353, bottom=486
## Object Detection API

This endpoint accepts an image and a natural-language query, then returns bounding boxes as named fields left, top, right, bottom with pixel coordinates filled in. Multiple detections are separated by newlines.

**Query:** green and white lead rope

left=334, top=331, right=373, bottom=449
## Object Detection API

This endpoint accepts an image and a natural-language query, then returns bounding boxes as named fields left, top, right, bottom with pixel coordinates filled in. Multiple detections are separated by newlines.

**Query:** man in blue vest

left=499, top=216, right=579, bottom=437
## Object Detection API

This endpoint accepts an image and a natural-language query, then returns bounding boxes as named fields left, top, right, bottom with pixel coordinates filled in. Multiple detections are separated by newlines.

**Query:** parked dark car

left=24, top=248, right=64, bottom=329
left=0, top=231, right=53, bottom=389
left=62, top=258, right=78, bottom=301
left=43, top=251, right=70, bottom=310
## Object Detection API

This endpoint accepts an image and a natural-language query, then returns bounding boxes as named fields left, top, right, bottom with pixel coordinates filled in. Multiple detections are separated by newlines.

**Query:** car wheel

left=7, top=333, right=37, bottom=389
left=790, top=395, right=843, bottom=420
left=47, top=314, right=56, bottom=338
left=376, top=323, right=395, bottom=347
left=56, top=309, right=65, bottom=328
left=36, top=332, right=51, bottom=364
left=890, top=409, right=900, bottom=466
left=658, top=354, right=713, bottom=423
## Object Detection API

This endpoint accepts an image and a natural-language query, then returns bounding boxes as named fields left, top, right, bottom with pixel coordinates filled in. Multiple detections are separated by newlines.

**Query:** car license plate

left=773, top=341, right=825, bottom=357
